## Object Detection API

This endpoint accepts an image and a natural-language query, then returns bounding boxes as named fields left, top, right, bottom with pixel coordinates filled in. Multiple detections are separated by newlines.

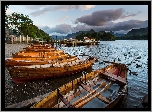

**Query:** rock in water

left=142, top=94, right=148, bottom=108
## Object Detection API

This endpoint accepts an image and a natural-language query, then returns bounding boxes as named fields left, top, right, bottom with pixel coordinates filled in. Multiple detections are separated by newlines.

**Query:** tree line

left=5, top=5, right=53, bottom=42
left=115, top=34, right=148, bottom=40
left=75, top=29, right=116, bottom=41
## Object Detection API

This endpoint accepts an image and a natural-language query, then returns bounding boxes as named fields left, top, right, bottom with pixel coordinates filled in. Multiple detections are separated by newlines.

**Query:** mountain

left=115, top=27, right=148, bottom=40
left=54, top=27, right=148, bottom=40
left=114, top=33, right=125, bottom=37
left=126, top=27, right=148, bottom=36
left=65, top=32, right=81, bottom=39
left=65, top=29, right=97, bottom=39
left=51, top=35, right=64, bottom=40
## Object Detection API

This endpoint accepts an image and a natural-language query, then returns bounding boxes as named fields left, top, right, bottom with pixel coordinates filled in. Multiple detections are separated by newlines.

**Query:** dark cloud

left=72, top=20, right=148, bottom=33
left=121, top=11, right=142, bottom=19
left=108, top=20, right=148, bottom=31
left=39, top=20, right=148, bottom=35
left=75, top=8, right=124, bottom=26
left=75, top=8, right=142, bottom=26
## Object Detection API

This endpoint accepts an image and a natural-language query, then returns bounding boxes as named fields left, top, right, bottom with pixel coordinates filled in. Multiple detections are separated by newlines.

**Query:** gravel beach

left=5, top=43, right=29, bottom=58
left=5, top=43, right=29, bottom=107
left=5, top=43, right=29, bottom=82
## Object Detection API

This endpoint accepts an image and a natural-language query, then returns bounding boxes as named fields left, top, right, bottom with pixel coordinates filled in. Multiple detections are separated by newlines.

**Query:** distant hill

left=126, top=27, right=148, bottom=36
left=52, top=27, right=148, bottom=40
left=51, top=35, right=64, bottom=40
left=109, top=31, right=125, bottom=37
left=65, top=32, right=81, bottom=39
left=115, top=27, right=148, bottom=40
left=114, top=27, right=148, bottom=40
left=114, top=33, right=125, bottom=37
left=65, top=29, right=97, bottom=39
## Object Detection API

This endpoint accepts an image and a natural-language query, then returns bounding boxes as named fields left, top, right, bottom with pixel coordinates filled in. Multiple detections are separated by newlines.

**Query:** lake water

left=5, top=40, right=148, bottom=108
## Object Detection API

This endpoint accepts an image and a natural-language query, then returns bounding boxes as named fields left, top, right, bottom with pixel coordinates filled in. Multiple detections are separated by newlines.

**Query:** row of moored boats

left=5, top=44, right=128, bottom=108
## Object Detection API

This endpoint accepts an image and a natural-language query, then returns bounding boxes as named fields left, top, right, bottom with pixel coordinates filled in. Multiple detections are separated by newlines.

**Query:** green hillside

left=126, top=27, right=148, bottom=36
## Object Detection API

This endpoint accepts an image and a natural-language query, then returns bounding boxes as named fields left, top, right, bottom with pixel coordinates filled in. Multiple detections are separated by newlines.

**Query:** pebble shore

left=5, top=43, right=29, bottom=58
left=5, top=43, right=29, bottom=82
left=5, top=43, right=29, bottom=107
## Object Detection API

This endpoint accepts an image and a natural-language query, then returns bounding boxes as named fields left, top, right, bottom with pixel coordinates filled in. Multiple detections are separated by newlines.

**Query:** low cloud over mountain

left=38, top=8, right=147, bottom=36
left=39, top=19, right=148, bottom=36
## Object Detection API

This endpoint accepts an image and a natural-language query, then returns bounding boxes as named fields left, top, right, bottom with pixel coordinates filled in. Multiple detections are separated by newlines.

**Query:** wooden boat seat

left=104, top=72, right=126, bottom=84
left=72, top=81, right=107, bottom=107
left=78, top=80, right=111, bottom=104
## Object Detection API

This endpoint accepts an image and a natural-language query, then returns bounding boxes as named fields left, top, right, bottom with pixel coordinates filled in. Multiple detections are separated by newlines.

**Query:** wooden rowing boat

left=23, top=48, right=56, bottom=52
left=21, top=44, right=56, bottom=52
left=23, top=46, right=56, bottom=52
left=6, top=57, right=96, bottom=84
left=5, top=56, right=78, bottom=67
left=25, top=44, right=54, bottom=49
left=20, top=48, right=56, bottom=52
left=5, top=43, right=96, bottom=84
left=31, top=63, right=128, bottom=108
left=12, top=51, right=66, bottom=58
left=14, top=50, right=64, bottom=56
left=10, top=53, right=69, bottom=60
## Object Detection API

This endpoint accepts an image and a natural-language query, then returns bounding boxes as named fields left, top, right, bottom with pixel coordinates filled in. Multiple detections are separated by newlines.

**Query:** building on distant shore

left=83, top=37, right=95, bottom=42
left=5, top=28, right=32, bottom=43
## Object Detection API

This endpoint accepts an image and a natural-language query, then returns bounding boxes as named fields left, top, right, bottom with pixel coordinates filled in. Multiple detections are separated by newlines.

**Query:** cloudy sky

left=6, top=5, right=148, bottom=36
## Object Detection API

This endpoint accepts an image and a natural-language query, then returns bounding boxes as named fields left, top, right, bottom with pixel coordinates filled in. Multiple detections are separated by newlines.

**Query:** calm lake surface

left=5, top=40, right=148, bottom=108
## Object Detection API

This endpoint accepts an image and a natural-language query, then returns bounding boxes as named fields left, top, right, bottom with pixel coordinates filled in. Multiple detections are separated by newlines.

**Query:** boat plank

left=104, top=72, right=126, bottom=84
left=79, top=81, right=111, bottom=104
left=72, top=81, right=107, bottom=107
left=52, top=77, right=103, bottom=108
left=31, top=63, right=128, bottom=108
left=75, top=82, right=113, bottom=108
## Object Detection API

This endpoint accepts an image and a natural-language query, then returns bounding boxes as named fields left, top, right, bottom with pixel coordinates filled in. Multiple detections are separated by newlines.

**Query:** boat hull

left=32, top=63, right=128, bottom=108
left=104, top=84, right=128, bottom=108
left=5, top=56, right=77, bottom=67
left=7, top=58, right=96, bottom=84
left=11, top=68, right=88, bottom=84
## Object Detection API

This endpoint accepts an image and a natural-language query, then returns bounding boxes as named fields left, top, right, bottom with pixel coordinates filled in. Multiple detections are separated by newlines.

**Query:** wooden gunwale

left=32, top=64, right=127, bottom=108
left=7, top=58, right=95, bottom=78
left=5, top=56, right=78, bottom=67
left=12, top=53, right=69, bottom=59
left=15, top=50, right=64, bottom=56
